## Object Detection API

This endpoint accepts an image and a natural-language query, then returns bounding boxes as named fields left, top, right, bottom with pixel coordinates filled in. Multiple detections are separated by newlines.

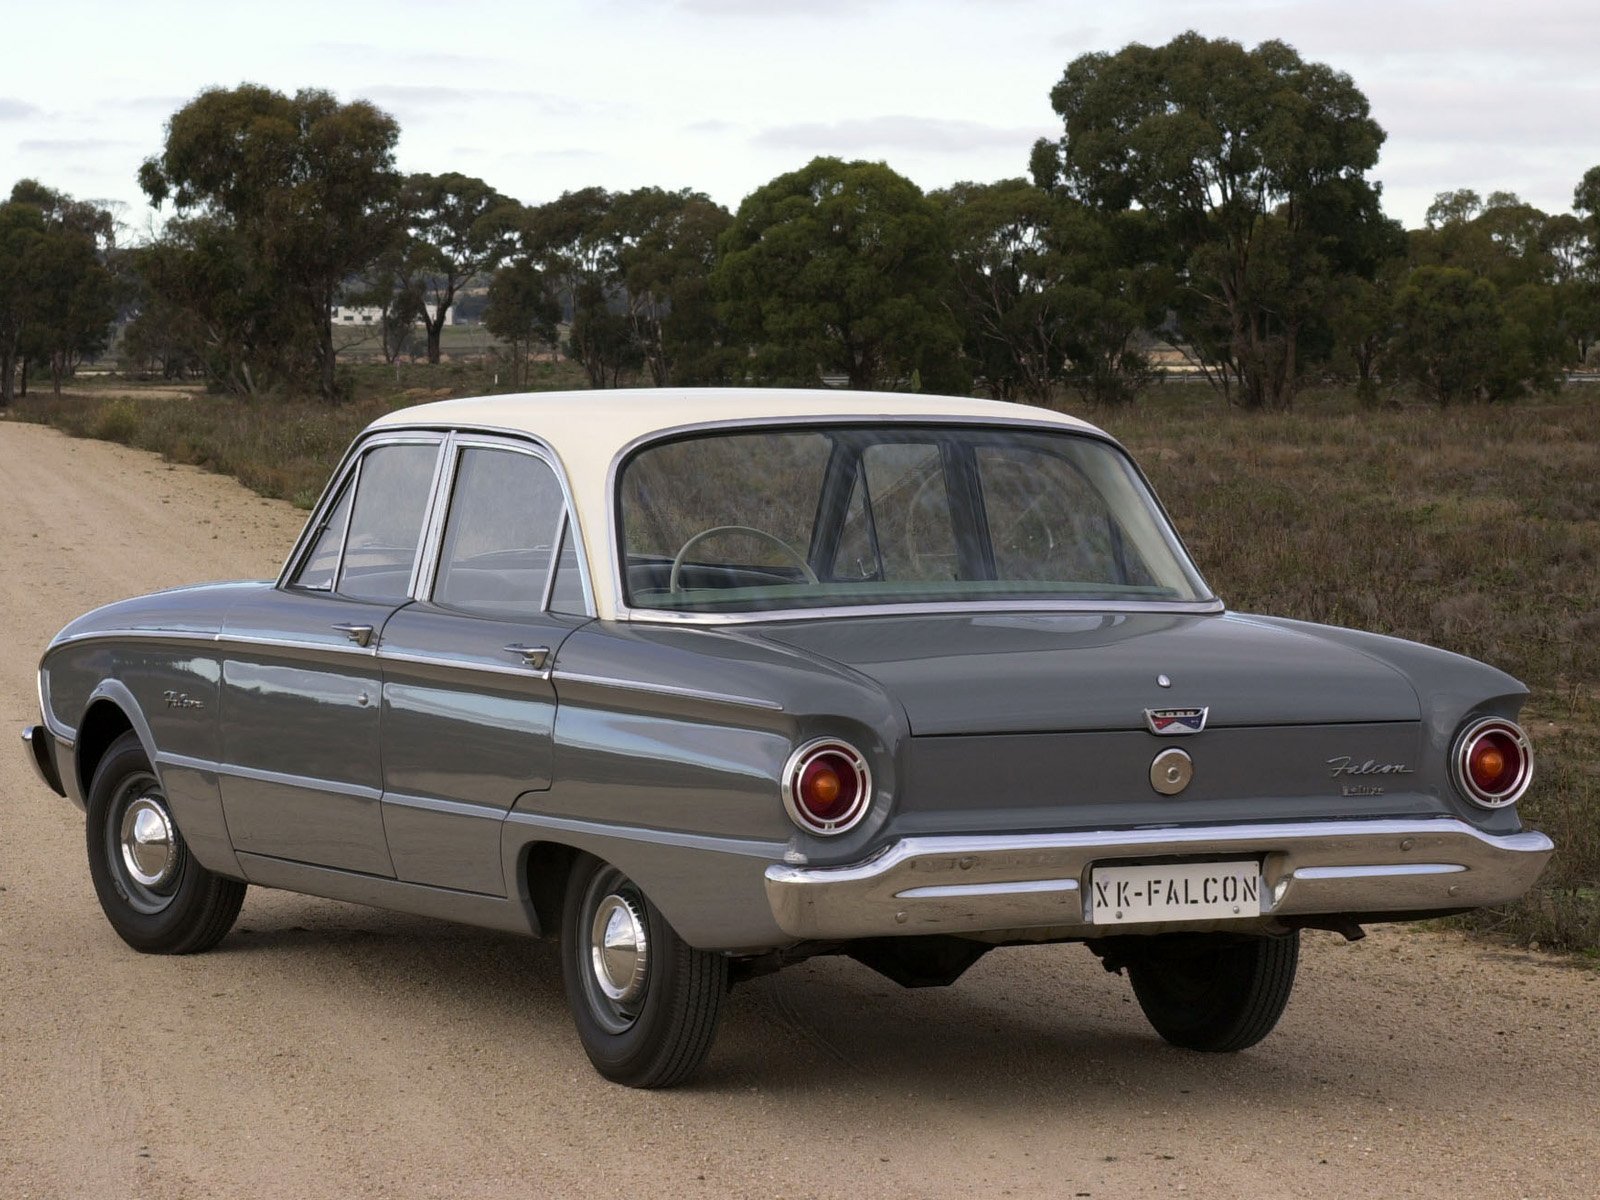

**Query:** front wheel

left=560, top=854, right=727, bottom=1088
left=1126, top=931, right=1299, bottom=1052
left=85, top=731, right=246, bottom=954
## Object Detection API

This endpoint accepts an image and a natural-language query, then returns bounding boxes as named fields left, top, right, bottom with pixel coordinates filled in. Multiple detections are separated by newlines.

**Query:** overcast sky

left=4, top=0, right=1595, bottom=234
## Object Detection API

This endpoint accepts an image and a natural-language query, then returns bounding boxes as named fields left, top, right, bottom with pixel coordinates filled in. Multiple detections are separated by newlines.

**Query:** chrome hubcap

left=590, top=893, right=649, bottom=1005
left=119, top=795, right=177, bottom=888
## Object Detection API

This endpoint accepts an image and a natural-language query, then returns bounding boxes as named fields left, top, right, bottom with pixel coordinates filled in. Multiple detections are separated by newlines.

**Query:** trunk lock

left=1150, top=748, right=1193, bottom=795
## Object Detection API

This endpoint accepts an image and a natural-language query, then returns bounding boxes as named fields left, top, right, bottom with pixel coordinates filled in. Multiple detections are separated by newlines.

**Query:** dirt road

left=1, top=418, right=1597, bottom=1199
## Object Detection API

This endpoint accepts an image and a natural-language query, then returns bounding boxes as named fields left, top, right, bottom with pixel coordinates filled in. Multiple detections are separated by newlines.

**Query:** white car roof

left=369, top=388, right=1108, bottom=620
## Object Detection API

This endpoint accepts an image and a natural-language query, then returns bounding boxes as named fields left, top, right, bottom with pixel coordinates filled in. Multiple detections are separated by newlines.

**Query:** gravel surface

left=2, top=418, right=1597, bottom=1199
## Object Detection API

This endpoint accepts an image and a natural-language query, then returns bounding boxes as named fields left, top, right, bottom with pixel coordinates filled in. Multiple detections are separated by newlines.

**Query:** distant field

left=7, top=376, right=1596, bottom=953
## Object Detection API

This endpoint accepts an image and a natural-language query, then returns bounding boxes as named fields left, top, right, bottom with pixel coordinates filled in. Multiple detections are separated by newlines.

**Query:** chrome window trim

left=359, top=424, right=597, bottom=618
left=604, top=415, right=1219, bottom=625
left=609, top=597, right=1228, bottom=626
left=419, top=434, right=573, bottom=619
left=539, top=511, right=568, bottom=613
left=414, top=431, right=463, bottom=604
left=277, top=431, right=446, bottom=593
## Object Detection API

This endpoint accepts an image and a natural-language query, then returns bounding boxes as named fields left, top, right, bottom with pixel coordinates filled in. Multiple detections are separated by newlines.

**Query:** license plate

left=1088, top=860, right=1262, bottom=924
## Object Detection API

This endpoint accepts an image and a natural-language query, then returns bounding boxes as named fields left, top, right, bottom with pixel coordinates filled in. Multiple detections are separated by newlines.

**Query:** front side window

left=433, top=447, right=566, bottom=619
left=291, top=478, right=354, bottom=591
left=337, top=442, right=440, bottom=602
left=619, top=425, right=1208, bottom=614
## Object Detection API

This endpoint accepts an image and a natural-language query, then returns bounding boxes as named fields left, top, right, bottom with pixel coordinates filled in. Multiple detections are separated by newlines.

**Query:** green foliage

left=714, top=157, right=965, bottom=391
left=0, top=198, right=48, bottom=403
left=400, top=172, right=521, bottom=363
left=611, top=187, right=739, bottom=386
left=936, top=179, right=1072, bottom=403
left=1400, top=192, right=1577, bottom=400
left=484, top=259, right=561, bottom=388
left=0, top=181, right=120, bottom=403
left=937, top=179, right=1172, bottom=406
left=1035, top=31, right=1390, bottom=409
left=1390, top=266, right=1505, bottom=404
left=139, top=85, right=402, bottom=400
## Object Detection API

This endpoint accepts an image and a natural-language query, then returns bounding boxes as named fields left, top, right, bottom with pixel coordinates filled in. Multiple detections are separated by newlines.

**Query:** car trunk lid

left=755, top=611, right=1419, bottom=734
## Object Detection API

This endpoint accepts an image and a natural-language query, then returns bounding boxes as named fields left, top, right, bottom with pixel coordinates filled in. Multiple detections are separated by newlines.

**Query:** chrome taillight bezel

left=781, top=738, right=872, bottom=836
left=1452, top=716, right=1534, bottom=809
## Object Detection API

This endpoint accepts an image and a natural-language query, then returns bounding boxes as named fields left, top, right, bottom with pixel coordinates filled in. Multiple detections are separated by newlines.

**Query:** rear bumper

left=22, top=725, right=66, bottom=798
left=763, top=817, right=1554, bottom=940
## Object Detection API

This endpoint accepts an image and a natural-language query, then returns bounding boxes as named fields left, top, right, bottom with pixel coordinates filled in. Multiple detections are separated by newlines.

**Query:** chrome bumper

left=22, top=725, right=66, bottom=798
left=763, top=818, right=1554, bottom=940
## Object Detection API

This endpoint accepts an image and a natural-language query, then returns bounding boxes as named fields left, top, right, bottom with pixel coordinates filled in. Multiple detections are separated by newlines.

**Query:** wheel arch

left=517, top=840, right=582, bottom=939
left=74, top=683, right=157, bottom=802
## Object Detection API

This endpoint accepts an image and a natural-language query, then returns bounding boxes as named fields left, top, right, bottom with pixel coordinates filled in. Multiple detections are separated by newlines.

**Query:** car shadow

left=201, top=893, right=1457, bottom=1113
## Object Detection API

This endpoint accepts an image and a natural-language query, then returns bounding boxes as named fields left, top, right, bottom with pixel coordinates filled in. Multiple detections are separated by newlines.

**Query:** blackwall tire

left=1127, top=930, right=1299, bottom=1052
left=85, top=731, right=246, bottom=954
left=559, top=854, right=727, bottom=1088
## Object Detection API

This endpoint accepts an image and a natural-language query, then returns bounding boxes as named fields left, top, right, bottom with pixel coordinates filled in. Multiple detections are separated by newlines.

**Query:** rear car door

left=218, top=434, right=444, bottom=876
left=376, top=437, right=592, bottom=895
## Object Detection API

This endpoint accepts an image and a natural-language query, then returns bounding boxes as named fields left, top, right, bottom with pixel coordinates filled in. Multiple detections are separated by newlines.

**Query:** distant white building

left=332, top=305, right=384, bottom=325
left=332, top=303, right=468, bottom=327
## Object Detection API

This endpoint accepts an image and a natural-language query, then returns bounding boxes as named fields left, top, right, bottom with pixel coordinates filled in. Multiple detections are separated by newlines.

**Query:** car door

left=376, top=437, right=592, bottom=895
left=218, top=434, right=444, bottom=876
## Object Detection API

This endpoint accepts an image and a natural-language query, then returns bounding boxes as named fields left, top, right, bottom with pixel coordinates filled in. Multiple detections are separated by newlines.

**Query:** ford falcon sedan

left=23, top=389, right=1552, bottom=1087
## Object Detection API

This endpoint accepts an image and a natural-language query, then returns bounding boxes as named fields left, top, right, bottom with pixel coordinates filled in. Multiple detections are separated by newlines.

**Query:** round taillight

left=1453, top=717, right=1533, bottom=809
left=782, top=739, right=872, bottom=835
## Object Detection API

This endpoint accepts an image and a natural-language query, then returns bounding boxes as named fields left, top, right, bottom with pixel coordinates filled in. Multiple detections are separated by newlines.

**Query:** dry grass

left=7, top=375, right=1597, bottom=950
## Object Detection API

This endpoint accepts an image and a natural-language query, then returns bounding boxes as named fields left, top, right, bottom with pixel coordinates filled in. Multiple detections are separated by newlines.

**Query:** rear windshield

left=617, top=425, right=1208, bottom=613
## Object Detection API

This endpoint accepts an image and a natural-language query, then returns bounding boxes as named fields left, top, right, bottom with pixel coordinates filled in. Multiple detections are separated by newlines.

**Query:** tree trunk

left=315, top=288, right=337, bottom=402
left=424, top=288, right=452, bottom=364
left=0, top=346, right=13, bottom=406
left=19, top=353, right=30, bottom=399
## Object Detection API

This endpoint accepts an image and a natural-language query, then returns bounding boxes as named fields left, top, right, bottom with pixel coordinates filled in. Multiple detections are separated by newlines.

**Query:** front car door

left=376, top=436, right=593, bottom=895
left=218, top=434, right=444, bottom=876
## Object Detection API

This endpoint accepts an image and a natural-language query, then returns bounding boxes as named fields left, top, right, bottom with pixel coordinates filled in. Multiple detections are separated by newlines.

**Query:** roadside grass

left=6, top=373, right=1597, bottom=951
left=10, top=358, right=586, bottom=507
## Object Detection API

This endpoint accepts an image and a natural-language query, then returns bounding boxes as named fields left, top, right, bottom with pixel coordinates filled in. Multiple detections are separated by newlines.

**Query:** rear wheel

left=560, top=854, right=727, bottom=1088
left=85, top=731, right=246, bottom=954
left=1126, top=931, right=1299, bottom=1052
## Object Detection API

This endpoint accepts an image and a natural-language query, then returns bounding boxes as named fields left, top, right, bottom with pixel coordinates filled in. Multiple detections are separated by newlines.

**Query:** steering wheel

left=668, top=525, right=820, bottom=593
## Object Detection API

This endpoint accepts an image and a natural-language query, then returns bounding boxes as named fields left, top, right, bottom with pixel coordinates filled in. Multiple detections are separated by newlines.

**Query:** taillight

left=782, top=739, right=872, bottom=835
left=1453, top=717, right=1533, bottom=809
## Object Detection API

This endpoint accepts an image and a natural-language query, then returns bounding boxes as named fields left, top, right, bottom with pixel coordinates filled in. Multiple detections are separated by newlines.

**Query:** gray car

left=23, top=389, right=1552, bottom=1087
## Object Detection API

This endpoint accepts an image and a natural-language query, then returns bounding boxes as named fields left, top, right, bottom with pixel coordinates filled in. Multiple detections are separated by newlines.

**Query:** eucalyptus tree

left=138, top=85, right=401, bottom=399
left=1031, top=32, right=1389, bottom=409
left=610, top=187, right=735, bottom=386
left=0, top=181, right=119, bottom=401
left=402, top=172, right=521, bottom=363
left=714, top=156, right=964, bottom=391
left=484, top=259, right=561, bottom=388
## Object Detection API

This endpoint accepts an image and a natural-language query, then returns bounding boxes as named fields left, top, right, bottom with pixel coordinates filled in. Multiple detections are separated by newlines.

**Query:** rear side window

left=433, top=447, right=567, bottom=619
left=337, top=442, right=440, bottom=602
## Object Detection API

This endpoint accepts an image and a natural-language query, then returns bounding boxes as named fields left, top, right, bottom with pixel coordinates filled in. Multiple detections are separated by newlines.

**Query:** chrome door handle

left=503, top=643, right=551, bottom=670
left=332, top=623, right=375, bottom=647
